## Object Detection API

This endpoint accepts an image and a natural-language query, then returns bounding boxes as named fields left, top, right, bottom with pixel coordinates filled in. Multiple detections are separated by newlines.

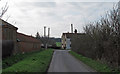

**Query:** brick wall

left=1, top=19, right=41, bottom=56
left=17, top=33, right=41, bottom=53
left=17, top=42, right=41, bottom=53
left=1, top=19, right=18, bottom=54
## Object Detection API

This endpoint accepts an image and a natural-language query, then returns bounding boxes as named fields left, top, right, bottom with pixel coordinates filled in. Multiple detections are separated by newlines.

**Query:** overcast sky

left=0, top=0, right=119, bottom=38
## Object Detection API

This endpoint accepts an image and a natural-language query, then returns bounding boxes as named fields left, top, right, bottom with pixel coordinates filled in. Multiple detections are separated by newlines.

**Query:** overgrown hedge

left=69, top=51, right=113, bottom=72
left=71, top=3, right=120, bottom=70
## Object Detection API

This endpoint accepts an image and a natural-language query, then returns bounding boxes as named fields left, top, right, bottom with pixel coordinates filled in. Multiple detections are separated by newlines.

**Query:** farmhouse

left=61, top=29, right=85, bottom=50
left=61, top=33, right=73, bottom=49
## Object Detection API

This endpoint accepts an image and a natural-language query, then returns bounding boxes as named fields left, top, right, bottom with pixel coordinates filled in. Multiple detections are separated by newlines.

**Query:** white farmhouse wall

left=66, top=38, right=71, bottom=49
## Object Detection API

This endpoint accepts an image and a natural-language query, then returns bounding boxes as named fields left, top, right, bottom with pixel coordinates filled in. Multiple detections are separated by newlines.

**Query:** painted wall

left=66, top=38, right=71, bottom=49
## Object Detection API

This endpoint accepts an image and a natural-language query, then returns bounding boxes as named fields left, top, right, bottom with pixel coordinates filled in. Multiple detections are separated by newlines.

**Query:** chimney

left=71, top=24, right=73, bottom=33
left=74, top=29, right=77, bottom=33
left=44, top=26, right=46, bottom=37
left=48, top=28, right=50, bottom=37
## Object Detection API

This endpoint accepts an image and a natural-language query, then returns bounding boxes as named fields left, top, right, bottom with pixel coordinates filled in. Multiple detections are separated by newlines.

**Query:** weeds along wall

left=71, top=6, right=120, bottom=69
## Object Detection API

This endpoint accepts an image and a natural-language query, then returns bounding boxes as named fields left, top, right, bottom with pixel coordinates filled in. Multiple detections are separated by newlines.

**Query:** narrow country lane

left=48, top=50, right=96, bottom=72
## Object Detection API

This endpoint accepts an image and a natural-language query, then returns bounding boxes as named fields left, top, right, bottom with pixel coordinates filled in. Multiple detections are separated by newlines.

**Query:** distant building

left=61, top=33, right=74, bottom=49
left=61, top=32, right=85, bottom=50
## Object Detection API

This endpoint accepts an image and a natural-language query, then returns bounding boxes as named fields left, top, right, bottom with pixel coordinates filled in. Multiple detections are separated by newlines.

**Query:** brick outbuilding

left=17, top=33, right=41, bottom=53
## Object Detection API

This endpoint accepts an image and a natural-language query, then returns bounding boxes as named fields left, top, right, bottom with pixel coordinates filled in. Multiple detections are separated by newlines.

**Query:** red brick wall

left=1, top=20, right=18, bottom=54
left=17, top=42, right=41, bottom=53
left=17, top=33, right=41, bottom=53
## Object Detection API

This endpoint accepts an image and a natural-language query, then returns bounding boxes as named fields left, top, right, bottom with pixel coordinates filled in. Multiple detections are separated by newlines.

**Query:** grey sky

left=1, top=0, right=119, bottom=38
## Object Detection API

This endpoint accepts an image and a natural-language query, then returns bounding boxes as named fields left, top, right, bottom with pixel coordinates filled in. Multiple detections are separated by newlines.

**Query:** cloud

left=2, top=0, right=117, bottom=38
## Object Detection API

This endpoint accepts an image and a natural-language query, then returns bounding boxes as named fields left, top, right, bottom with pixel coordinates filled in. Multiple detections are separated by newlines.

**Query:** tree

left=35, top=32, right=40, bottom=39
left=35, top=31, right=49, bottom=49
left=0, top=0, right=9, bottom=18
left=36, top=27, right=51, bottom=49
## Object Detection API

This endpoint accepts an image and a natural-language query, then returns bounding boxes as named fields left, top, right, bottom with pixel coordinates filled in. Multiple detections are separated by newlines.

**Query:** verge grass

left=56, top=42, right=61, bottom=47
left=69, top=51, right=118, bottom=72
left=2, top=49, right=44, bottom=69
left=2, top=49, right=53, bottom=72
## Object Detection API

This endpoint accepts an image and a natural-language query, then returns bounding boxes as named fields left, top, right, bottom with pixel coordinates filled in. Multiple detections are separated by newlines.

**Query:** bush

left=69, top=51, right=120, bottom=72
left=71, top=3, right=120, bottom=69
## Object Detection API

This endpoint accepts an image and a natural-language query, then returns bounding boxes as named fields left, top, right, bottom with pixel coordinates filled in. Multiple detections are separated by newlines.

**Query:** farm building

left=0, top=19, right=41, bottom=57
left=17, top=32, right=41, bottom=53
left=0, top=19, right=18, bottom=56
left=61, top=33, right=73, bottom=49
left=61, top=32, right=85, bottom=50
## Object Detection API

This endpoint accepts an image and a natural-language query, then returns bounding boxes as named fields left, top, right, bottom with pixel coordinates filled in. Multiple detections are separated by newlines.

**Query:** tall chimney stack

left=71, top=24, right=73, bottom=33
left=48, top=28, right=50, bottom=37
left=44, top=26, right=46, bottom=37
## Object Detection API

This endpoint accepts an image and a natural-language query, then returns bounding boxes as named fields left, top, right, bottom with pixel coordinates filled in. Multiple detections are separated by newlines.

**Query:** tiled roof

left=0, top=19, right=18, bottom=30
left=17, top=32, right=41, bottom=43
left=62, top=33, right=85, bottom=38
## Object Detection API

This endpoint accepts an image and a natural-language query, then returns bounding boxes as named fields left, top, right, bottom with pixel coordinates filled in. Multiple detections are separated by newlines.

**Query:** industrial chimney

left=74, top=29, right=77, bottom=33
left=48, top=28, right=50, bottom=37
left=71, top=24, right=73, bottom=33
left=44, top=26, right=46, bottom=37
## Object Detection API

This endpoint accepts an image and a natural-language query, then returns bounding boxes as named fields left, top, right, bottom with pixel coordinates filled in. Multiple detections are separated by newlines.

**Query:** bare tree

left=35, top=32, right=40, bottom=39
left=5, top=15, right=10, bottom=21
left=40, top=36, right=49, bottom=49
left=35, top=30, right=49, bottom=49
left=72, top=2, right=120, bottom=69
left=0, top=1, right=9, bottom=19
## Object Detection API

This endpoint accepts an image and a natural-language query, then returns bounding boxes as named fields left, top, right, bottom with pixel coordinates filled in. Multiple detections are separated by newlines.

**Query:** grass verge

left=69, top=51, right=116, bottom=72
left=56, top=42, right=61, bottom=47
left=2, top=49, right=44, bottom=69
left=2, top=49, right=53, bottom=72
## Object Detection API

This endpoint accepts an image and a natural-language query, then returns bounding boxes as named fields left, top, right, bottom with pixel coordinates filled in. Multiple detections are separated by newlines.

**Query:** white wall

left=66, top=38, right=71, bottom=49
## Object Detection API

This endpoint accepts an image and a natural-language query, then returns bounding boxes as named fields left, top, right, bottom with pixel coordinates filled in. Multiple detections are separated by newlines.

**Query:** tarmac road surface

left=48, top=50, right=96, bottom=72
